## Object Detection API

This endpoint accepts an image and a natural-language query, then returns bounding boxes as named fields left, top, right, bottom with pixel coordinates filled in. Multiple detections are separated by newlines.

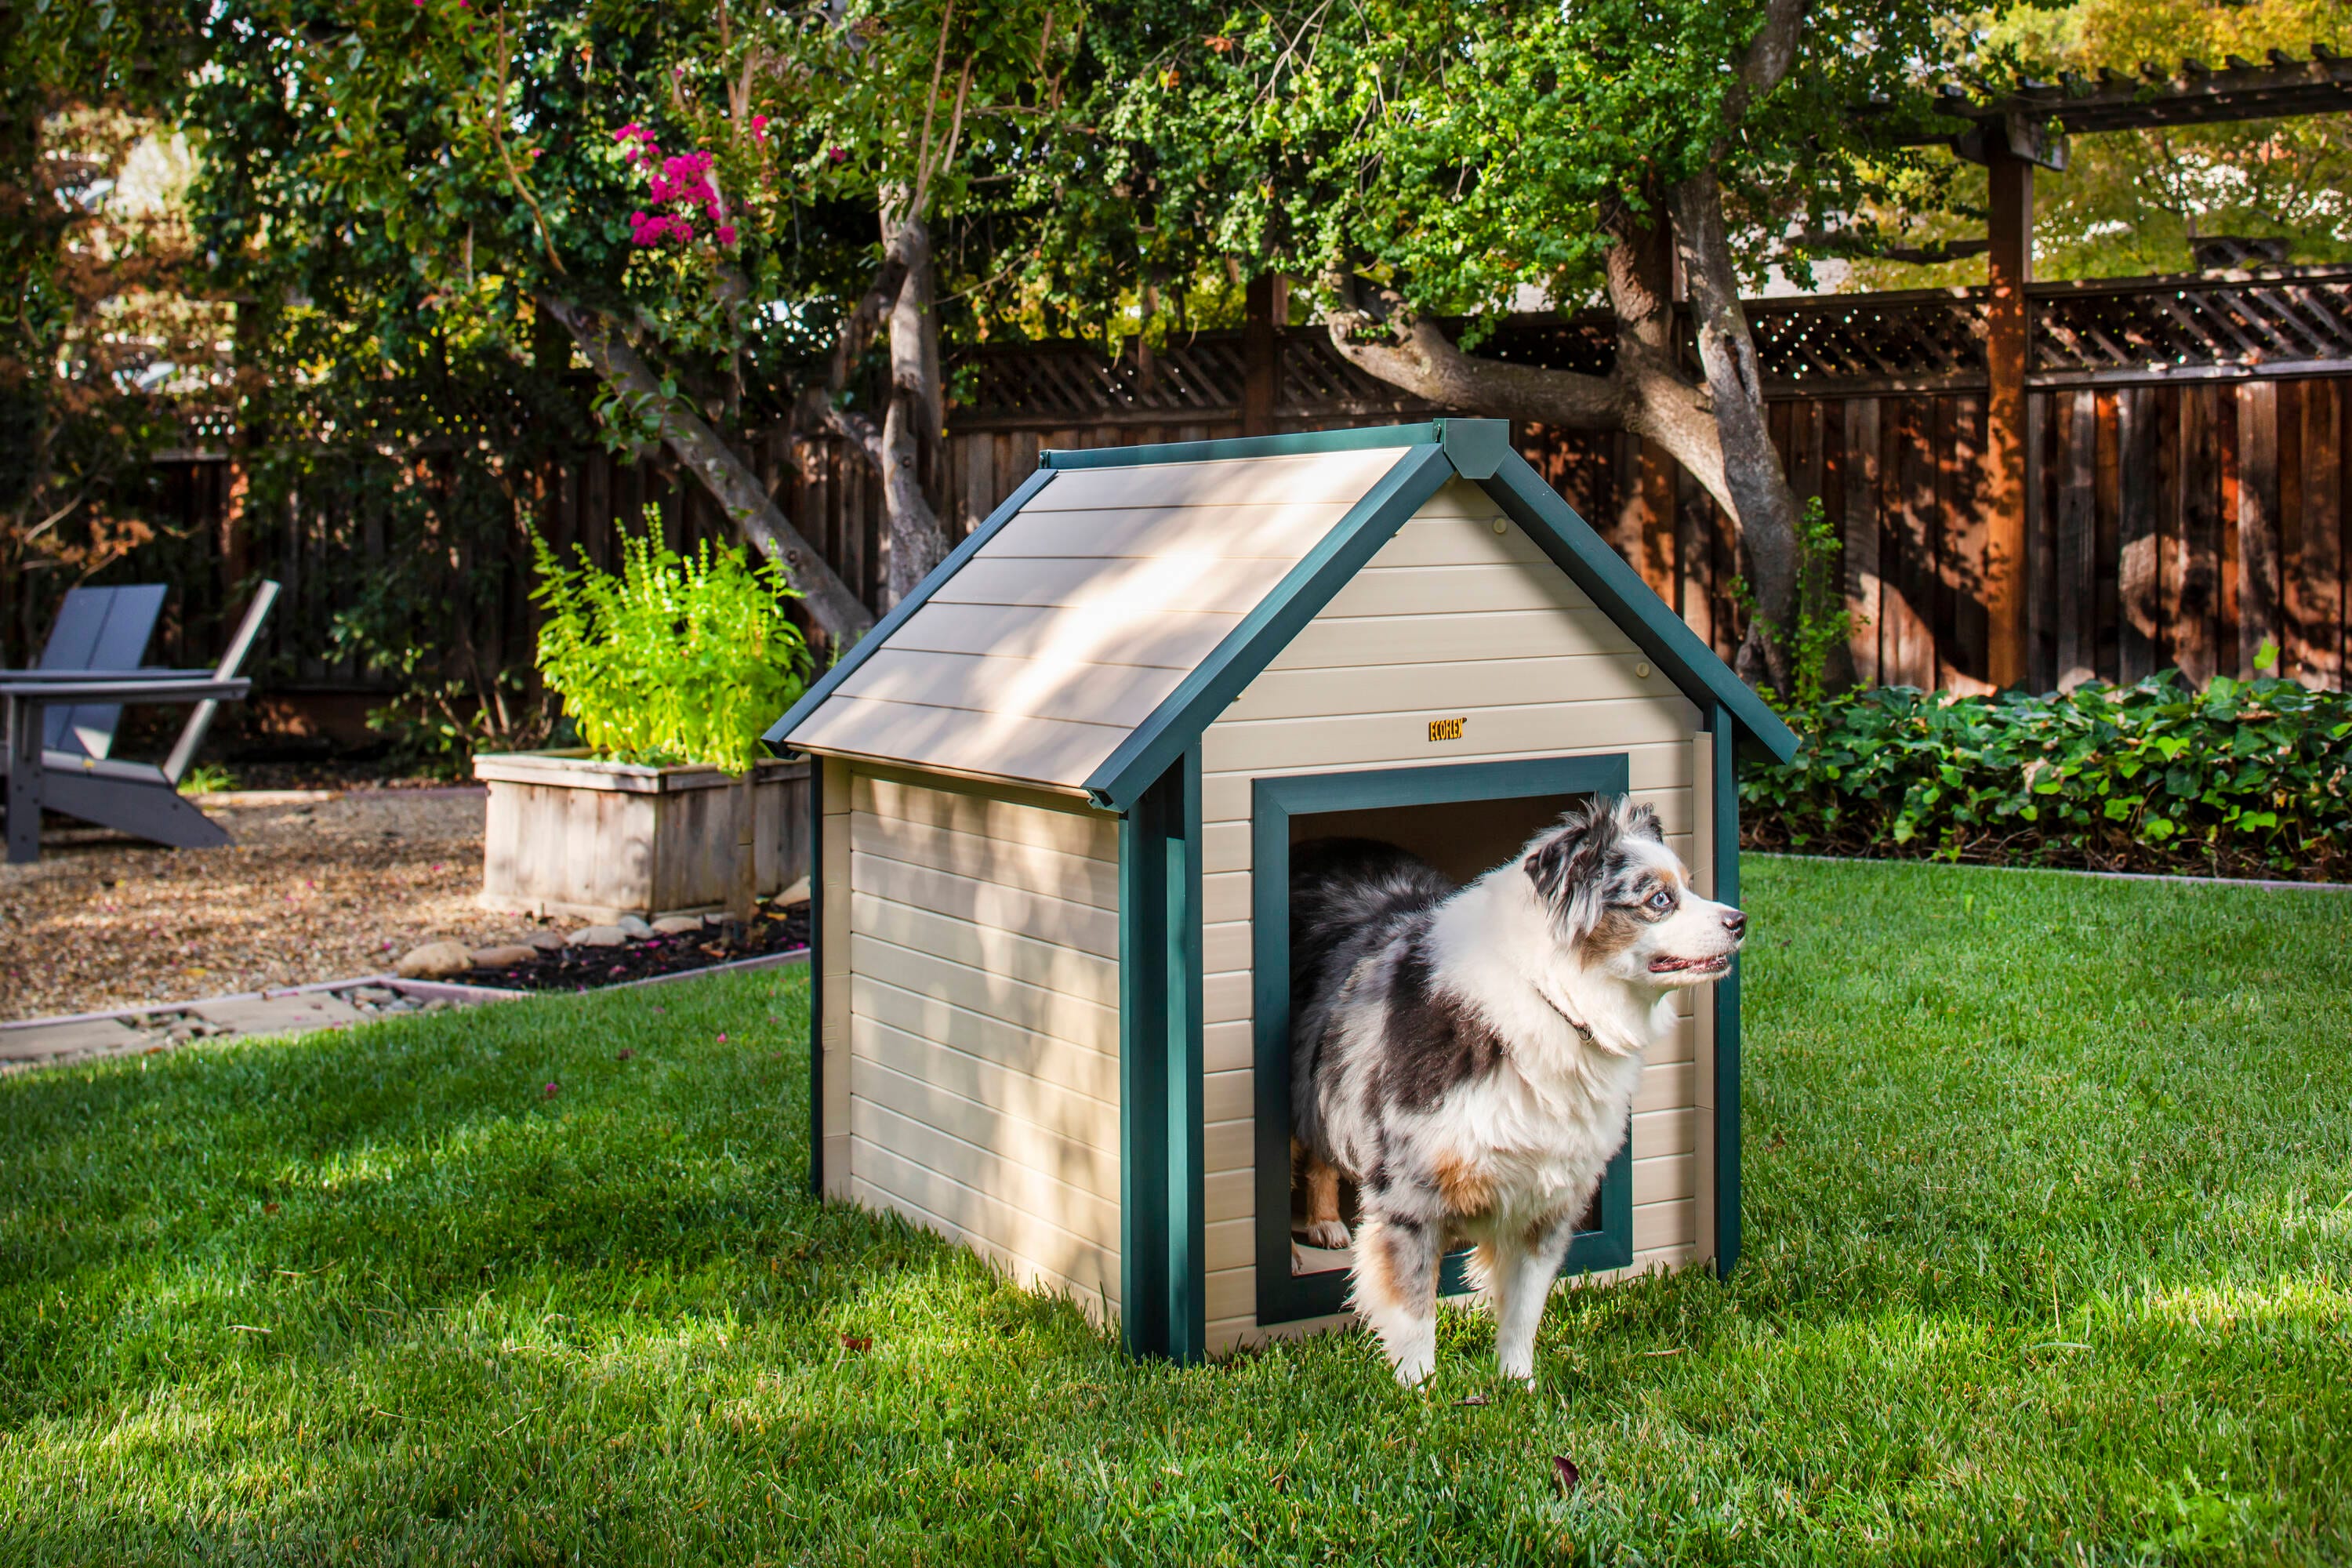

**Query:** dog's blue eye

left=1649, top=891, right=1673, bottom=911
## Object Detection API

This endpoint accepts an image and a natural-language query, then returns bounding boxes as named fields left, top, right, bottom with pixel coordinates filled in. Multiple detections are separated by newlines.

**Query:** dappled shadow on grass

left=3, top=863, right=2350, bottom=1563
left=0, top=973, right=981, bottom=1400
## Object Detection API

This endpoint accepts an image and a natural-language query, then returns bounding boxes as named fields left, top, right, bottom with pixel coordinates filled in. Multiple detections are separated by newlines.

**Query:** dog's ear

left=1523, top=803, right=1619, bottom=934
left=1614, top=798, right=1664, bottom=845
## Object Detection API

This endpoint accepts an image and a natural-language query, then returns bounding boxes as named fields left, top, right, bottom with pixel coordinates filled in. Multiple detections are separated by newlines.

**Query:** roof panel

left=837, top=648, right=1188, bottom=731
left=976, top=503, right=1353, bottom=560
left=786, top=692, right=1131, bottom=794
left=878, top=601, right=1243, bottom=670
left=774, top=444, right=1422, bottom=792
left=929, top=554, right=1305, bottom=616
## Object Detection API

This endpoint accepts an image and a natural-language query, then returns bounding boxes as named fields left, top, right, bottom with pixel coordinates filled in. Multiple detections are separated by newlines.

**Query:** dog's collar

left=1534, top=985, right=1599, bottom=1047
left=1534, top=985, right=1639, bottom=1058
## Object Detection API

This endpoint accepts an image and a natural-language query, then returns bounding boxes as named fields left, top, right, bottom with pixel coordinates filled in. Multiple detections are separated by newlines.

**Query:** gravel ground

left=0, top=788, right=557, bottom=1022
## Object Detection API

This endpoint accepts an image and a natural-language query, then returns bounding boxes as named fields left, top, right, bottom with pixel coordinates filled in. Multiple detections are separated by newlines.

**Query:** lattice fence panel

left=2034, top=276, right=2352, bottom=374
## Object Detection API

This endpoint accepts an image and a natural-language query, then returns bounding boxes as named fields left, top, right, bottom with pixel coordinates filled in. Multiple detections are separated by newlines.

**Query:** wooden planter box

left=473, top=750, right=811, bottom=921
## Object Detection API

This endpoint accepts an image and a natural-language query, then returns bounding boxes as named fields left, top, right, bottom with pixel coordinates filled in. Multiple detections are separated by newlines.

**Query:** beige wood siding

left=1197, top=478, right=1711, bottom=1352
left=783, top=447, right=1416, bottom=793
left=843, top=771, right=1125, bottom=1322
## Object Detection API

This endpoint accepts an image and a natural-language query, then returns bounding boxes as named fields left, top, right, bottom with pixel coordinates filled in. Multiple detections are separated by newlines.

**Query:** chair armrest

left=0, top=679, right=252, bottom=703
left=0, top=668, right=219, bottom=683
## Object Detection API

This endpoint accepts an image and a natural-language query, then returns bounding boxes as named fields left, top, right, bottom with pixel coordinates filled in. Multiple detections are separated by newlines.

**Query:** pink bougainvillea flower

left=827, top=145, right=848, bottom=164
left=717, top=223, right=738, bottom=245
left=717, top=1033, right=729, bottom=1043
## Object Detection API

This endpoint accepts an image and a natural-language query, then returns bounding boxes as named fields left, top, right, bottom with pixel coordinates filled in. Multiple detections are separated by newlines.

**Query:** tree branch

left=1323, top=278, right=1624, bottom=429
left=1722, top=0, right=1807, bottom=129
left=539, top=294, right=874, bottom=640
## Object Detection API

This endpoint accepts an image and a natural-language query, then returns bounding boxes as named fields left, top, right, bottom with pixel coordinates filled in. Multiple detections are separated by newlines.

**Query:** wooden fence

left=131, top=267, right=2352, bottom=711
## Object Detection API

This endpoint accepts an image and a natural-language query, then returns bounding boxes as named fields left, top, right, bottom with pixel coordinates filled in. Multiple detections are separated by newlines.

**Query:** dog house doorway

left=1251, top=754, right=1638, bottom=1327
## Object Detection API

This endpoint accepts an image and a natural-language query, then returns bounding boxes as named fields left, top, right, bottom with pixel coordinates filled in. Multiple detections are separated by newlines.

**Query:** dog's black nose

left=1722, top=909, right=1747, bottom=938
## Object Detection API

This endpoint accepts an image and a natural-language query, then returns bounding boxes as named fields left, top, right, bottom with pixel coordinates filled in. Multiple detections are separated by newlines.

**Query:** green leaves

left=1059, top=0, right=1947, bottom=338
left=1742, top=671, right=2352, bottom=881
left=530, top=510, right=811, bottom=774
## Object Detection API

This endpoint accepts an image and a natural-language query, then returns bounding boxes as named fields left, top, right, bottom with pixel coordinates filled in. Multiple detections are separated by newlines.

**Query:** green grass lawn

left=3, top=858, right=2349, bottom=1566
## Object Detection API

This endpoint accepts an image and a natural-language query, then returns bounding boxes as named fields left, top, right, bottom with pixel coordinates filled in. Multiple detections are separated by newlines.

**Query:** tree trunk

left=1320, top=187, right=1804, bottom=693
left=1670, top=172, right=1798, bottom=690
left=880, top=217, right=949, bottom=603
left=538, top=294, right=875, bottom=642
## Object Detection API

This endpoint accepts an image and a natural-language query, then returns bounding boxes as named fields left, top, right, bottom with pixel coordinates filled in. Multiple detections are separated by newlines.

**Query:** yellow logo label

left=1427, top=716, right=1468, bottom=742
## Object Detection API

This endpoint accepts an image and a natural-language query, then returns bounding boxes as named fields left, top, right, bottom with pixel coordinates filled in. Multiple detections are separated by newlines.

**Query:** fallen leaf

left=263, top=1202, right=281, bottom=1215
left=1454, top=1393, right=1489, bottom=1406
left=1552, top=1455, right=1580, bottom=1496
left=615, top=1048, right=634, bottom=1061
left=839, top=1334, right=871, bottom=1353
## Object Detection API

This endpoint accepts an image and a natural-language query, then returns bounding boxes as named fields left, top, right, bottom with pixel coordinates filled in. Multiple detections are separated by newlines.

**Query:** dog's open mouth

left=1649, top=953, right=1733, bottom=975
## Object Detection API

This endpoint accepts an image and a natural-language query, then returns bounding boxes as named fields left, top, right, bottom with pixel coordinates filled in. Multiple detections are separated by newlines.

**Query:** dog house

left=764, top=419, right=1796, bottom=1362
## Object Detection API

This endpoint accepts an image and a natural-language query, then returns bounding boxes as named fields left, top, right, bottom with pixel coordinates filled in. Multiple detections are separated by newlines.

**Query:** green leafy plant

left=530, top=511, right=808, bottom=775
left=1742, top=672, right=2352, bottom=881
left=1730, top=496, right=1859, bottom=711
left=176, top=762, right=238, bottom=796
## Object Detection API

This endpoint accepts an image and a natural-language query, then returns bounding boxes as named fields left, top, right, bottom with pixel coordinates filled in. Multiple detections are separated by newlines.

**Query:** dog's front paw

left=1390, top=1349, right=1436, bottom=1388
left=1300, top=1218, right=1351, bottom=1250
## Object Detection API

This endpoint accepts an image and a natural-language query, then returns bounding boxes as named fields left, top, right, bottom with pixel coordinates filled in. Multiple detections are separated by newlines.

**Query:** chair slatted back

left=37, top=585, right=169, bottom=758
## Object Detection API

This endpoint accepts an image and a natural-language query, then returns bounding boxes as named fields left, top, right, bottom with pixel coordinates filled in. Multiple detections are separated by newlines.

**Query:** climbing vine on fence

left=1742, top=662, right=2352, bottom=882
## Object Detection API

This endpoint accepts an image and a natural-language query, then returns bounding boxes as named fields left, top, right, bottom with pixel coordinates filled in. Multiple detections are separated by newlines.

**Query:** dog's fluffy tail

left=1287, top=838, right=1454, bottom=1156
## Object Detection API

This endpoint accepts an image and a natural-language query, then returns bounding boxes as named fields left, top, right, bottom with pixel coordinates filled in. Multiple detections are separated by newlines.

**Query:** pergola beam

left=1903, top=49, right=2352, bottom=154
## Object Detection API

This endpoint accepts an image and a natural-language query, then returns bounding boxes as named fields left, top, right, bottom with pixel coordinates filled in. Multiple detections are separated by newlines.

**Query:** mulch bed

left=463, top=902, right=811, bottom=993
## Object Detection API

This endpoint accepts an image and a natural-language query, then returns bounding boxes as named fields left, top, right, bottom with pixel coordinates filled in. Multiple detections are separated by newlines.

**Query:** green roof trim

left=763, top=464, right=1060, bottom=751
left=1038, top=422, right=1446, bottom=470
left=768, top=418, right=1795, bottom=798
left=1473, top=452, right=1798, bottom=764
left=1083, top=442, right=1457, bottom=810
left=1438, top=416, right=1512, bottom=479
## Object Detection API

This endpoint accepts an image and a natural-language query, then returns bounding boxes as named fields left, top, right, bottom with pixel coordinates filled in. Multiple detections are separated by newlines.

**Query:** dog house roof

left=766, top=419, right=1797, bottom=810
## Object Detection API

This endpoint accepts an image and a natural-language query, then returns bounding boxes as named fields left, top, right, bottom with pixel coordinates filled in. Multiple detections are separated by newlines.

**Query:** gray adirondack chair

left=3, top=583, right=280, bottom=861
left=34, top=583, right=171, bottom=760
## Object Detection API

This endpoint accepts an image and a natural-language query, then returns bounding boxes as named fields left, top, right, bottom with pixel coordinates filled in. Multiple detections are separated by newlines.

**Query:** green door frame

left=1250, top=754, right=1639, bottom=1329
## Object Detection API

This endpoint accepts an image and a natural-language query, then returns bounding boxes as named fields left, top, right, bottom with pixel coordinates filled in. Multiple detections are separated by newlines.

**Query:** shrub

left=1741, top=669, right=2352, bottom=882
left=530, top=513, right=809, bottom=775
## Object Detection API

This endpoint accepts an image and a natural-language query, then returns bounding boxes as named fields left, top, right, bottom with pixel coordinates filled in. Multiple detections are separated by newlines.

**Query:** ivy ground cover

left=1742, top=672, right=2352, bottom=882
left=3, top=858, right=2348, bottom=1564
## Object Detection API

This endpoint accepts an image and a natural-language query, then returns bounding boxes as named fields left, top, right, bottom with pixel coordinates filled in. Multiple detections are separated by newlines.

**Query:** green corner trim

left=805, top=760, right=826, bottom=1199
left=1708, top=704, right=1744, bottom=1279
left=1250, top=755, right=1638, bottom=1329
left=1118, top=750, right=1207, bottom=1362
left=1476, top=455, right=1798, bottom=764
left=1040, top=423, right=1446, bottom=470
left=763, top=466, right=1059, bottom=750
left=1168, top=747, right=1205, bottom=1363
left=1117, top=777, right=1171, bottom=1359
left=1084, top=443, right=1456, bottom=811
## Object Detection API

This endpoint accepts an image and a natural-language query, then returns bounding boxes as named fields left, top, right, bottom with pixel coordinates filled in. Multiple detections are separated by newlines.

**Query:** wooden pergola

left=1910, top=49, right=2352, bottom=686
